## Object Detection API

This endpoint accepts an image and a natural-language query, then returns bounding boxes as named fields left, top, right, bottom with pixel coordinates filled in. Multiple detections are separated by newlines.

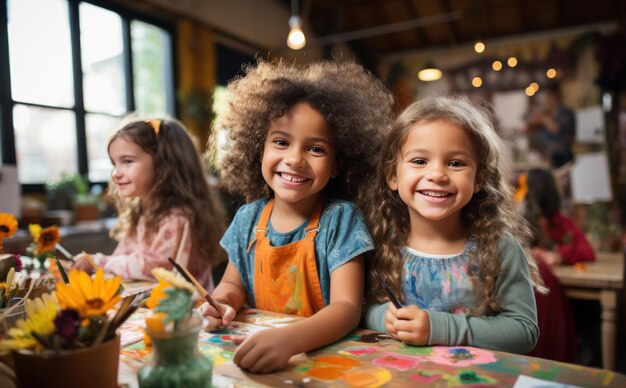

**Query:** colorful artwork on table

left=372, top=352, right=423, bottom=371
left=429, top=346, right=498, bottom=366
left=120, top=309, right=626, bottom=388
left=337, top=346, right=377, bottom=357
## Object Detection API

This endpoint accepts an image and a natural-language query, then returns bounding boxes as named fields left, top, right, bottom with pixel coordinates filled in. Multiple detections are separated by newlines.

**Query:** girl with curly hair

left=364, top=95, right=546, bottom=354
left=200, top=59, right=393, bottom=373
left=73, top=118, right=226, bottom=290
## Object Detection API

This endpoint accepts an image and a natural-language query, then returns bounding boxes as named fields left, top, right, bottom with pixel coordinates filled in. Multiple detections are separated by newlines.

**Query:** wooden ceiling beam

left=479, top=0, right=494, bottom=39
left=405, top=0, right=429, bottom=46
left=440, top=0, right=461, bottom=44
left=518, top=0, right=530, bottom=32
left=373, top=0, right=392, bottom=52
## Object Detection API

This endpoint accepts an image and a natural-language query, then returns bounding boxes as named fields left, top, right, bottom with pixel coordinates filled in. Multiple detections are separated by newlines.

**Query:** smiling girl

left=365, top=96, right=546, bottom=354
left=72, top=118, right=226, bottom=290
left=199, top=60, right=393, bottom=373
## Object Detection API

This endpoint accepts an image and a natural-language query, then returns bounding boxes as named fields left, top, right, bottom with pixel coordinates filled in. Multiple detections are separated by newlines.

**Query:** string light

left=472, top=77, right=482, bottom=88
left=546, top=68, right=557, bottom=78
left=492, top=60, right=502, bottom=71
left=474, top=41, right=485, bottom=53
left=507, top=57, right=518, bottom=67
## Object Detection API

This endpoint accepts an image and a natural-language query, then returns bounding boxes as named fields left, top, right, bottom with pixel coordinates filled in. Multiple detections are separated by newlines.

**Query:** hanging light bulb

left=287, top=0, right=306, bottom=50
left=287, top=15, right=306, bottom=50
left=417, top=63, right=442, bottom=82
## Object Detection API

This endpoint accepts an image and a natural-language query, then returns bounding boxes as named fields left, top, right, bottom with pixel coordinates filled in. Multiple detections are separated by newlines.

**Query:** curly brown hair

left=210, top=59, right=393, bottom=212
left=108, top=118, right=226, bottom=269
left=366, top=95, right=546, bottom=316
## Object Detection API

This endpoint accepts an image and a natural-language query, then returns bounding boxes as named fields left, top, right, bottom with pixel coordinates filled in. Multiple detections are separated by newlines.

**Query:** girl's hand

left=71, top=254, right=95, bottom=274
left=197, top=300, right=237, bottom=330
left=384, top=302, right=401, bottom=339
left=233, top=327, right=296, bottom=373
left=391, top=305, right=430, bottom=346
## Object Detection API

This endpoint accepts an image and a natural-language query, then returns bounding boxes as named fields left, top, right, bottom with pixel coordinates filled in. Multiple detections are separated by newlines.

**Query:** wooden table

left=118, top=308, right=626, bottom=387
left=552, top=250, right=625, bottom=371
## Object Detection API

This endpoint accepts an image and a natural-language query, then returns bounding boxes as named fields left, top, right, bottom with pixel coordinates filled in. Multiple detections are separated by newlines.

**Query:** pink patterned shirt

left=92, top=210, right=214, bottom=291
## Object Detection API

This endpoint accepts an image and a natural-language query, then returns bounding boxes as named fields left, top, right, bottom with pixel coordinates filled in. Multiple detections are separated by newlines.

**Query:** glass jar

left=138, top=312, right=212, bottom=388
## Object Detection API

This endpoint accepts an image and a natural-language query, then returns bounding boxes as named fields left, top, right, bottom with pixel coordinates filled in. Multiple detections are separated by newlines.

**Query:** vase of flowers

left=0, top=268, right=134, bottom=388
left=138, top=268, right=212, bottom=388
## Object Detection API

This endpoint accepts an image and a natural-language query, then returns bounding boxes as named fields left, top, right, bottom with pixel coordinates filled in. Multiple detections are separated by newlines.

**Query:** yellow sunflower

left=22, top=292, right=61, bottom=336
left=0, top=213, right=18, bottom=247
left=29, top=223, right=42, bottom=241
left=34, top=226, right=61, bottom=255
left=0, top=292, right=61, bottom=352
left=56, top=268, right=122, bottom=317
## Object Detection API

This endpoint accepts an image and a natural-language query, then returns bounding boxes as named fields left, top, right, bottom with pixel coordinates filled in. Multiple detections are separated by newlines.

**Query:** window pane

left=13, top=105, right=77, bottom=183
left=8, top=0, right=74, bottom=107
left=80, top=3, right=126, bottom=115
left=131, top=20, right=173, bottom=116
left=86, top=113, right=120, bottom=182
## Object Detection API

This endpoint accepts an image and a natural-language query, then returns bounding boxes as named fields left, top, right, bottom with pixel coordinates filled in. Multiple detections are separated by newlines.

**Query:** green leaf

left=154, top=288, right=193, bottom=325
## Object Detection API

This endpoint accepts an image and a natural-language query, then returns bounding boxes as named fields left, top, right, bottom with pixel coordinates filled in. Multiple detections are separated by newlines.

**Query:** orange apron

left=248, top=199, right=325, bottom=317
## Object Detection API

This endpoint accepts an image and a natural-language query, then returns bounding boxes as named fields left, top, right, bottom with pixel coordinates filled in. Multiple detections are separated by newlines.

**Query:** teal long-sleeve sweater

left=364, top=236, right=539, bottom=354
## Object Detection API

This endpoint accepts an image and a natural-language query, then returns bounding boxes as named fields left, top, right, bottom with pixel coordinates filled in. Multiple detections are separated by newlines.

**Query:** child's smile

left=109, top=137, right=155, bottom=201
left=262, top=102, right=337, bottom=212
left=388, top=119, right=480, bottom=228
left=277, top=172, right=309, bottom=185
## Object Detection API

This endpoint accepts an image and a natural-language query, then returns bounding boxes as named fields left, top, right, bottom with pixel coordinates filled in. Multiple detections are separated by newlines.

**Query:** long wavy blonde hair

left=366, top=95, right=546, bottom=316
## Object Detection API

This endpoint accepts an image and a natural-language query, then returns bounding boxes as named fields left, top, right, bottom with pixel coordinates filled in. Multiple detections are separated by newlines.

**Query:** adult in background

left=526, top=85, right=576, bottom=168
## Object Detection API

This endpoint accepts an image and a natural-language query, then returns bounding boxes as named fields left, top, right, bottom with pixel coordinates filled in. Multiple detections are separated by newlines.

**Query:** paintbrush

left=82, top=250, right=99, bottom=270
left=103, top=294, right=138, bottom=340
left=167, top=257, right=225, bottom=318
left=54, top=256, right=70, bottom=284
left=55, top=243, right=74, bottom=261
left=382, top=280, right=402, bottom=309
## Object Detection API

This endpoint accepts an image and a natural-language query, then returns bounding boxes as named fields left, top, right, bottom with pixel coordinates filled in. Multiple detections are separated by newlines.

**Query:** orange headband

left=145, top=119, right=161, bottom=137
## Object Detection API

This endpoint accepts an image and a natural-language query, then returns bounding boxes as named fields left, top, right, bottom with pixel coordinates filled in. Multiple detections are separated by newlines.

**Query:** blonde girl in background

left=200, top=60, right=393, bottom=373
left=73, top=118, right=226, bottom=290
left=365, top=96, right=545, bottom=354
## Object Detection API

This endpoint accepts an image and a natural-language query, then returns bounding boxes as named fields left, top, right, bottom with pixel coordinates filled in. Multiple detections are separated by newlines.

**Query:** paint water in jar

left=138, top=312, right=212, bottom=388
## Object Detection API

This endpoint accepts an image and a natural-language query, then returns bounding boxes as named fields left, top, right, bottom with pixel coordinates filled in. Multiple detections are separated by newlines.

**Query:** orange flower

left=0, top=213, right=18, bottom=239
left=145, top=279, right=171, bottom=309
left=35, top=226, right=61, bottom=255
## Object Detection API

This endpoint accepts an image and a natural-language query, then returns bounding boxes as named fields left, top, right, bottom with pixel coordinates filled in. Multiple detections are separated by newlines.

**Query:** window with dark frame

left=0, top=0, right=175, bottom=192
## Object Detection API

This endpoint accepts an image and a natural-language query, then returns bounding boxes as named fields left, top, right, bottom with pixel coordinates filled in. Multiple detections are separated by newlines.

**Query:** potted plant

left=46, top=173, right=102, bottom=221
left=0, top=268, right=136, bottom=388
